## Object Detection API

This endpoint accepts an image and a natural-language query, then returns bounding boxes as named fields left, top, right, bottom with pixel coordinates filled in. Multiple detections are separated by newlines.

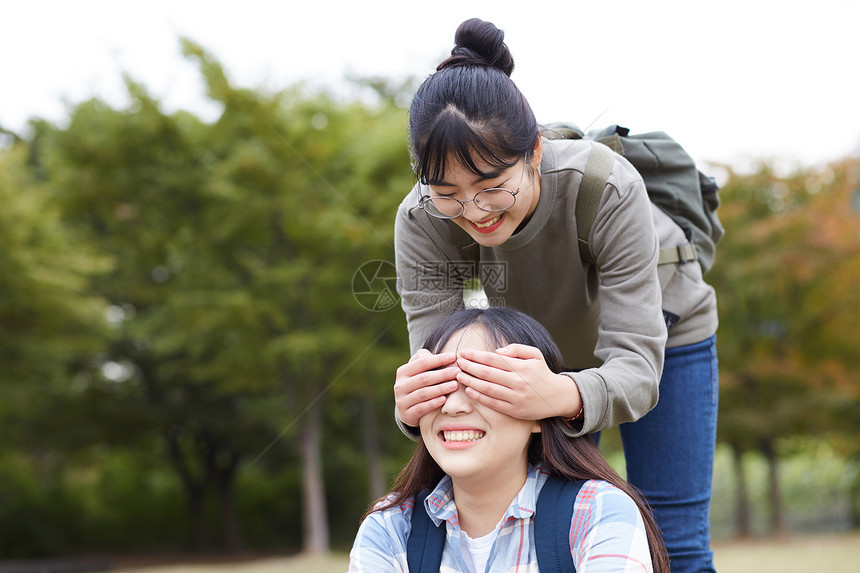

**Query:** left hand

left=455, top=343, right=582, bottom=421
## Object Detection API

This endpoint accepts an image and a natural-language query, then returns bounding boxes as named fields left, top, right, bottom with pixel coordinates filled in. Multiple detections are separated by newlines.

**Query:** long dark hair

left=366, top=308, right=670, bottom=573
left=408, top=18, right=539, bottom=185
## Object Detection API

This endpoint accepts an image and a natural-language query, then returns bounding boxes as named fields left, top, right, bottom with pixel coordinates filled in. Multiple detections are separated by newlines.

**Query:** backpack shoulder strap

left=535, top=475, right=587, bottom=573
left=576, top=142, right=615, bottom=266
left=407, top=490, right=445, bottom=573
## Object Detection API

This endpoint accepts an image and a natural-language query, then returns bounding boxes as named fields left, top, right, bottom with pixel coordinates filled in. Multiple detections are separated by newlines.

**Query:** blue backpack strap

left=535, top=475, right=587, bottom=573
left=407, top=490, right=445, bottom=573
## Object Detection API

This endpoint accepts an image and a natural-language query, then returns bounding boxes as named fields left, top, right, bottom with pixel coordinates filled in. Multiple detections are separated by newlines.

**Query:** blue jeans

left=620, top=335, right=718, bottom=573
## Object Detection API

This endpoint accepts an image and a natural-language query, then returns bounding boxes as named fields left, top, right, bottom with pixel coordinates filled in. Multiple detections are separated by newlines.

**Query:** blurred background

left=1, top=1, right=858, bottom=571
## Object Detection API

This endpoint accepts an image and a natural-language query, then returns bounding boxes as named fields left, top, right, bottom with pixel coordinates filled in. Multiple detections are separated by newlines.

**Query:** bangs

left=421, top=308, right=568, bottom=375
left=423, top=311, right=507, bottom=355
left=415, top=106, right=519, bottom=185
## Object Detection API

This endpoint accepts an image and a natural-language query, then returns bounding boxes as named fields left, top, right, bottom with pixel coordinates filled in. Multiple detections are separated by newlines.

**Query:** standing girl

left=351, top=307, right=668, bottom=572
left=393, top=18, right=718, bottom=573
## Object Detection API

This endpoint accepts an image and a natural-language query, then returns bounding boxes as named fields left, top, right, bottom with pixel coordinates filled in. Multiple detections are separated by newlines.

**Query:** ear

left=531, top=132, right=543, bottom=168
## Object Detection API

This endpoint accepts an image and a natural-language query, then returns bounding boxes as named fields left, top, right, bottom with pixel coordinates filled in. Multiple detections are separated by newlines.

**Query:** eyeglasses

left=418, top=154, right=528, bottom=219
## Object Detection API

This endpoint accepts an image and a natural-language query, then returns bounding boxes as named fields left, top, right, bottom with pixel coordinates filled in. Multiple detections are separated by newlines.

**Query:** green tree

left=0, top=141, right=114, bottom=555
left=22, top=38, right=414, bottom=554
left=30, top=86, right=273, bottom=550
left=172, top=40, right=414, bottom=552
left=711, top=158, right=860, bottom=536
left=0, top=141, right=110, bottom=409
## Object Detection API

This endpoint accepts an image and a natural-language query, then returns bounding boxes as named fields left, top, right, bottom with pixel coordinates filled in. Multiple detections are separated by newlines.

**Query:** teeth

left=474, top=215, right=501, bottom=228
left=443, top=430, right=485, bottom=442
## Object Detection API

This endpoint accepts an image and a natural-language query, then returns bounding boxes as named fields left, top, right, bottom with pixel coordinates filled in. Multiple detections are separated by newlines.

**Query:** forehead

left=429, top=151, right=517, bottom=185
left=439, top=326, right=497, bottom=354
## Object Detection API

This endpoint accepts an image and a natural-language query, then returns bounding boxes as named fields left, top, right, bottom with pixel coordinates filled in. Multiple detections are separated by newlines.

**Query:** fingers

left=464, top=389, right=515, bottom=416
left=397, top=394, right=448, bottom=427
left=455, top=343, right=560, bottom=421
left=455, top=347, right=528, bottom=386
left=457, top=343, right=543, bottom=371
left=457, top=368, right=516, bottom=405
left=394, top=366, right=459, bottom=406
left=396, top=371, right=459, bottom=401
left=408, top=348, right=432, bottom=362
left=494, top=343, right=544, bottom=360
left=400, top=351, right=456, bottom=377
left=394, top=351, right=460, bottom=427
left=395, top=377, right=458, bottom=427
left=395, top=362, right=459, bottom=397
left=456, top=349, right=513, bottom=375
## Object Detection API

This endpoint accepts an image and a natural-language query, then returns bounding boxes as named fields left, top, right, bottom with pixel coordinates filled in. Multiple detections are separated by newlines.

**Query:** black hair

left=408, top=18, right=539, bottom=185
left=421, top=307, right=565, bottom=373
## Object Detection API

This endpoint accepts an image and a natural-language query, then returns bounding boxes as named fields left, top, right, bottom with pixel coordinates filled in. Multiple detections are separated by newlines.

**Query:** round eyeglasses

left=418, top=155, right=528, bottom=219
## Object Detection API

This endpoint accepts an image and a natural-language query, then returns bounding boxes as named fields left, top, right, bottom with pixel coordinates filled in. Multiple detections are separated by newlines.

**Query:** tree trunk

left=165, top=429, right=210, bottom=550
left=301, top=396, right=330, bottom=553
left=361, top=394, right=386, bottom=500
left=850, top=491, right=860, bottom=529
left=187, top=487, right=209, bottom=551
left=213, top=450, right=245, bottom=553
left=760, top=438, right=787, bottom=537
left=851, top=465, right=860, bottom=529
left=138, top=359, right=211, bottom=549
left=731, top=442, right=752, bottom=538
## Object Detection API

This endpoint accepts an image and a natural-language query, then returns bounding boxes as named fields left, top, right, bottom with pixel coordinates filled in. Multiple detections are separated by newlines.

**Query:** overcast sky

left=3, top=0, right=859, bottom=172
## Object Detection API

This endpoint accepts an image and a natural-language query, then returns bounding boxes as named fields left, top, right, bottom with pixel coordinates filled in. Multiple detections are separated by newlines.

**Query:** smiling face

left=426, top=147, right=543, bottom=248
left=419, top=326, right=541, bottom=486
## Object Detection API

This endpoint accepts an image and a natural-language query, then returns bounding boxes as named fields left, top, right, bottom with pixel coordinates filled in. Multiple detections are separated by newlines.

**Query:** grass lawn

left=712, top=532, right=860, bottom=573
left=113, top=553, right=349, bottom=573
left=113, top=532, right=860, bottom=573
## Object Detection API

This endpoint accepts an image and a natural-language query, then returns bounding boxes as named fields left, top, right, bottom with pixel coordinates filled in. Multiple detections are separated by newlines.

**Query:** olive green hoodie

left=394, top=138, right=717, bottom=437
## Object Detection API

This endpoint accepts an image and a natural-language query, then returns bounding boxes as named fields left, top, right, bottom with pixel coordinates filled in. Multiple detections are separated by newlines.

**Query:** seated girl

left=349, top=307, right=669, bottom=572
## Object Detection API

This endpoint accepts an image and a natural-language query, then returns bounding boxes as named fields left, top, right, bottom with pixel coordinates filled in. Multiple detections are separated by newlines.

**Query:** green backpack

left=543, top=123, right=724, bottom=274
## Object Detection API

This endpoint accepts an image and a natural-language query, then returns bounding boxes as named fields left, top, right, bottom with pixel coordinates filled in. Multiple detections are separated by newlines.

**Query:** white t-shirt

left=460, top=528, right=499, bottom=573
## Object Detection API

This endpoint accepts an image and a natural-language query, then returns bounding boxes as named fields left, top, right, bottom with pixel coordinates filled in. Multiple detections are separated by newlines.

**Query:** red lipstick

left=468, top=213, right=505, bottom=234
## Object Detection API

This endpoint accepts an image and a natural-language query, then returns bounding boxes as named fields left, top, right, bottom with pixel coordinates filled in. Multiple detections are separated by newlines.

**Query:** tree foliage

left=1, top=38, right=414, bottom=556
left=710, top=157, right=860, bottom=535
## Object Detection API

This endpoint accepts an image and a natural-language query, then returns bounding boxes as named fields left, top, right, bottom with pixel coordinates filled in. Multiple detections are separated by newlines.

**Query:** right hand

left=394, top=349, right=461, bottom=428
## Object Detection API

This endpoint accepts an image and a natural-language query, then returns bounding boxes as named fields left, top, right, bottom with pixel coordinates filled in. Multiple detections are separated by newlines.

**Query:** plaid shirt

left=348, top=465, right=653, bottom=572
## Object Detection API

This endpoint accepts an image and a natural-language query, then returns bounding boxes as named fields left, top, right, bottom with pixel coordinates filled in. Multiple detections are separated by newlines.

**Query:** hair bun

left=437, top=18, right=515, bottom=76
